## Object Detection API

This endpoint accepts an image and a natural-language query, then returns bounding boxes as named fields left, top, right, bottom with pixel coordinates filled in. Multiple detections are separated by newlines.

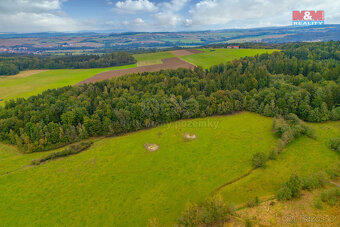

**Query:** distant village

left=0, top=47, right=42, bottom=54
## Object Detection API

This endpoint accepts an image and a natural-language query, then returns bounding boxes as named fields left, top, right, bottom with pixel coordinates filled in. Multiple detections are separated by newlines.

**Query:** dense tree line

left=0, top=41, right=339, bottom=153
left=0, top=52, right=136, bottom=75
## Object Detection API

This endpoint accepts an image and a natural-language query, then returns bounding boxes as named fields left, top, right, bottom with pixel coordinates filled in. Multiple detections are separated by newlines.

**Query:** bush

left=328, top=162, right=340, bottom=179
left=247, top=196, right=260, bottom=208
left=301, top=171, right=328, bottom=191
left=252, top=152, right=267, bottom=168
left=276, top=173, right=302, bottom=201
left=287, top=174, right=302, bottom=198
left=276, top=185, right=292, bottom=201
left=178, top=202, right=201, bottom=226
left=268, top=149, right=278, bottom=160
left=201, top=194, right=231, bottom=224
left=272, top=114, right=316, bottom=153
left=178, top=194, right=234, bottom=226
left=320, top=188, right=340, bottom=206
left=330, top=138, right=340, bottom=153
left=31, top=141, right=93, bottom=165
left=302, top=175, right=320, bottom=191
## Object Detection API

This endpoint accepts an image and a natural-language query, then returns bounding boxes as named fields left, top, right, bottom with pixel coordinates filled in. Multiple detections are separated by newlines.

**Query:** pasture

left=180, top=48, right=279, bottom=69
left=0, top=112, right=338, bottom=226
left=0, top=64, right=136, bottom=104
left=133, top=51, right=175, bottom=66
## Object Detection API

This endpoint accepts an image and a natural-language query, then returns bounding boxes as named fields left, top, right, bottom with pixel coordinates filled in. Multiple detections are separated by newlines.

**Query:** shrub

left=268, top=149, right=278, bottom=160
left=286, top=174, right=302, bottom=198
left=252, top=152, right=267, bottom=168
left=302, top=175, right=320, bottom=191
left=178, top=194, right=234, bottom=226
left=247, top=196, right=260, bottom=208
left=328, top=162, right=340, bottom=179
left=201, top=194, right=230, bottom=224
left=272, top=114, right=316, bottom=154
left=330, top=138, right=340, bottom=153
left=276, top=173, right=302, bottom=200
left=31, top=141, right=93, bottom=165
left=320, top=188, right=340, bottom=206
left=178, top=202, right=201, bottom=226
left=315, top=171, right=328, bottom=187
left=276, top=185, right=292, bottom=201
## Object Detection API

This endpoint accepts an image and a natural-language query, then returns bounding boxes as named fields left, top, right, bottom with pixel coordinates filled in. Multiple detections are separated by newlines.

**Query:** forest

left=0, top=52, right=136, bottom=75
left=0, top=41, right=339, bottom=153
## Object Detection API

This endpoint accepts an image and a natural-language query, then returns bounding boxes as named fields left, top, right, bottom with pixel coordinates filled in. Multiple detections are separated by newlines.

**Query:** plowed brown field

left=77, top=57, right=195, bottom=85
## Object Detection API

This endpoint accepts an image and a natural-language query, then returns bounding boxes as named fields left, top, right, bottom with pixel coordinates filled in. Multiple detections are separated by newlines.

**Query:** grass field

left=0, top=64, right=136, bottom=104
left=181, top=48, right=279, bottom=69
left=0, top=112, right=338, bottom=226
left=133, top=51, right=175, bottom=66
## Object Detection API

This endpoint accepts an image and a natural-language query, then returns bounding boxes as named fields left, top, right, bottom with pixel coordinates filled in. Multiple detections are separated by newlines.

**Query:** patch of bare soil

left=144, top=144, right=159, bottom=152
left=234, top=188, right=340, bottom=226
left=187, top=49, right=204, bottom=54
left=77, top=57, right=195, bottom=85
left=183, top=133, right=197, bottom=141
left=1, top=70, right=47, bottom=78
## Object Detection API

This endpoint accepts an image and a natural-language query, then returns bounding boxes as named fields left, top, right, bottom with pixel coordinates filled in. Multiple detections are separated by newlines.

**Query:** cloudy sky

left=0, top=0, right=339, bottom=33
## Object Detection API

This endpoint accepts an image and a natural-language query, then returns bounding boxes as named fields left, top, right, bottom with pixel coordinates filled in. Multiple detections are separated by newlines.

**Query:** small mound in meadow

left=183, top=133, right=197, bottom=141
left=144, top=143, right=159, bottom=152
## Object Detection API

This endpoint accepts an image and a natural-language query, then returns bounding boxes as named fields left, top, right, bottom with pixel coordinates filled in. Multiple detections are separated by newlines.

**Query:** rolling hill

left=0, top=112, right=338, bottom=226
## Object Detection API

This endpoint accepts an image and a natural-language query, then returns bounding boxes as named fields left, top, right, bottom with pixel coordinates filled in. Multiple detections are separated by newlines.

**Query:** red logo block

left=293, top=11, right=324, bottom=21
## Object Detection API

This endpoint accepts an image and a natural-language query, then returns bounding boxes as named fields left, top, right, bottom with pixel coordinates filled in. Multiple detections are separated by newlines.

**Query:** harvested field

left=77, top=57, right=195, bottom=85
left=1, top=70, right=47, bottom=78
left=170, top=49, right=203, bottom=57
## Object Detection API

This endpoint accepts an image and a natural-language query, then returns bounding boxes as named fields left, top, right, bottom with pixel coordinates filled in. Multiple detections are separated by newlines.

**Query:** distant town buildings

left=227, top=45, right=240, bottom=49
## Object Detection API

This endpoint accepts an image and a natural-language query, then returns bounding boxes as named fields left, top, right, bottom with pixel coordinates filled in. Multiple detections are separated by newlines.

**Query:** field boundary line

left=212, top=168, right=256, bottom=194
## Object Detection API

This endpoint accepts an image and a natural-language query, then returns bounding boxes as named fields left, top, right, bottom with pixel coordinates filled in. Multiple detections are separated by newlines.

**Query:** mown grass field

left=0, top=112, right=338, bottom=226
left=0, top=64, right=136, bottom=104
left=181, top=48, right=279, bottom=69
left=133, top=51, right=175, bottom=66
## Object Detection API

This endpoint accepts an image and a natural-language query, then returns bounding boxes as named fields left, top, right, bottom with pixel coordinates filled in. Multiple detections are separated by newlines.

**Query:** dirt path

left=77, top=57, right=195, bottom=85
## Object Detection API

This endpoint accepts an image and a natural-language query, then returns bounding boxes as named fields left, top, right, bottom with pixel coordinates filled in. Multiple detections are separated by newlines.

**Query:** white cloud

left=115, top=0, right=158, bottom=13
left=154, top=12, right=182, bottom=28
left=188, top=0, right=340, bottom=28
left=161, top=0, right=189, bottom=12
left=122, top=18, right=146, bottom=26
left=152, top=0, right=190, bottom=29
left=0, top=0, right=88, bottom=32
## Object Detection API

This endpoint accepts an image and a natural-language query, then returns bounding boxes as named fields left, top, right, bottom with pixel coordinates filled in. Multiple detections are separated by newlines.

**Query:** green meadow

left=0, top=64, right=136, bottom=104
left=0, top=112, right=338, bottom=226
left=181, top=48, right=279, bottom=69
left=133, top=51, right=175, bottom=66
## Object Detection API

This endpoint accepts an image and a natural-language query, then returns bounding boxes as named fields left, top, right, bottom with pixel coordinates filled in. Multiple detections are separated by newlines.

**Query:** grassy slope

left=0, top=112, right=276, bottom=226
left=0, top=113, right=338, bottom=226
left=219, top=121, right=340, bottom=204
left=133, top=51, right=175, bottom=66
left=181, top=48, right=279, bottom=69
left=0, top=64, right=136, bottom=103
